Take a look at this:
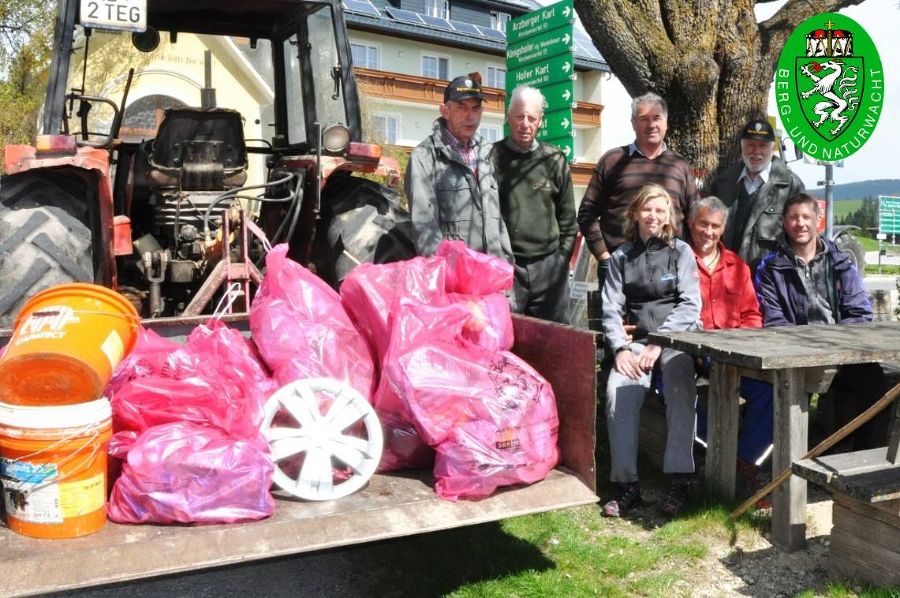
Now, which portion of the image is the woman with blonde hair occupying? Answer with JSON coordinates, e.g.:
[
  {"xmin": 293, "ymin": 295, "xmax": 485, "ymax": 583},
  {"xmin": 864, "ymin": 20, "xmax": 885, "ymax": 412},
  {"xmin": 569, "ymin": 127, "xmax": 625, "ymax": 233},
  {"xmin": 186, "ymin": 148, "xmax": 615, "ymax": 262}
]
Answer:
[{"xmin": 601, "ymin": 184, "xmax": 702, "ymax": 518}]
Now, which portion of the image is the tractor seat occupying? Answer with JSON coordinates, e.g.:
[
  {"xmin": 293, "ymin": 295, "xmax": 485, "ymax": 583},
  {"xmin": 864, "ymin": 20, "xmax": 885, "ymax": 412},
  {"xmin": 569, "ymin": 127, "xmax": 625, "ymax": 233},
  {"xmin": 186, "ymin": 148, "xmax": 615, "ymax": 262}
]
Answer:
[{"xmin": 147, "ymin": 107, "xmax": 248, "ymax": 191}]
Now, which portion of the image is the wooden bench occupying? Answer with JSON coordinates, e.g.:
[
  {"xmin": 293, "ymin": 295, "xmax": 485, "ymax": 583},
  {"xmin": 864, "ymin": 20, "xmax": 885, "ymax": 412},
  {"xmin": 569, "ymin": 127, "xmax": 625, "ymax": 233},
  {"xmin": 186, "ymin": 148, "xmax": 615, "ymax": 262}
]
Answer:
[
  {"xmin": 793, "ymin": 392, "xmax": 899, "ymax": 586},
  {"xmin": 793, "ymin": 408, "xmax": 900, "ymax": 587}
]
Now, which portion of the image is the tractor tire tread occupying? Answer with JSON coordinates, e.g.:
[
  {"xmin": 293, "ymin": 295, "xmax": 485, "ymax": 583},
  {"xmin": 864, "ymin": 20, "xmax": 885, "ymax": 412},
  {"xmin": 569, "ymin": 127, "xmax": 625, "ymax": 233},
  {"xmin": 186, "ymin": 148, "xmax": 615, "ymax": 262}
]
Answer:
[{"xmin": 0, "ymin": 172, "xmax": 95, "ymax": 327}]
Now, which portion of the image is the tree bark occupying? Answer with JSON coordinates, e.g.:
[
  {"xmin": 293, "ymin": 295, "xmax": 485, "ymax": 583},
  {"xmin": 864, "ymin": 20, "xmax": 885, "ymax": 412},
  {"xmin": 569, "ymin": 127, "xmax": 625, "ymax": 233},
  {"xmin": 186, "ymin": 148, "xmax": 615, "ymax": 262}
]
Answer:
[{"xmin": 574, "ymin": 0, "xmax": 867, "ymax": 187}]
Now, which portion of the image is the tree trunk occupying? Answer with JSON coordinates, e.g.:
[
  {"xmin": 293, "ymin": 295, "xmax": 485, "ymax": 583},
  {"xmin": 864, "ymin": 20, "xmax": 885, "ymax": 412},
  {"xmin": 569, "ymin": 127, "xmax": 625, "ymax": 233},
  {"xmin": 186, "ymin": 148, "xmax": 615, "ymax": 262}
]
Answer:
[{"xmin": 574, "ymin": 0, "xmax": 867, "ymax": 188}]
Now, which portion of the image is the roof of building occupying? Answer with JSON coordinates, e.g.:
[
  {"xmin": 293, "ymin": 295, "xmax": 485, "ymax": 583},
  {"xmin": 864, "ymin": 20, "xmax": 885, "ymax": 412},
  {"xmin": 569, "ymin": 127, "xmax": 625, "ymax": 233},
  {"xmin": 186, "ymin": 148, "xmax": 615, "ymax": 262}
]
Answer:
[{"xmin": 342, "ymin": 0, "xmax": 608, "ymax": 72}]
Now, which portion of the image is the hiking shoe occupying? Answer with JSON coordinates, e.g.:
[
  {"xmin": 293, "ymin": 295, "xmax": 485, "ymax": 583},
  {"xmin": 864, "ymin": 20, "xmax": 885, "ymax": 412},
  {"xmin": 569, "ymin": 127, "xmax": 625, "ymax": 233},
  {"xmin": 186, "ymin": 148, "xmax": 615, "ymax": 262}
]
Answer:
[
  {"xmin": 659, "ymin": 477, "xmax": 692, "ymax": 516},
  {"xmin": 602, "ymin": 483, "xmax": 642, "ymax": 518}
]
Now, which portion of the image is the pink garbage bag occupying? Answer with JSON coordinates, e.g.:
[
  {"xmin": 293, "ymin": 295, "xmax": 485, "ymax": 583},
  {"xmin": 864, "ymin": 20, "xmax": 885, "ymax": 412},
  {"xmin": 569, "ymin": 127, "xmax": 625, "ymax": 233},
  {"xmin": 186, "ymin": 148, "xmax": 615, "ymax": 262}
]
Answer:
[
  {"xmin": 435, "ymin": 240, "xmax": 514, "ymax": 295},
  {"xmin": 372, "ymin": 301, "xmax": 471, "ymax": 471},
  {"xmin": 447, "ymin": 292, "xmax": 513, "ymax": 352},
  {"xmin": 107, "ymin": 327, "xmax": 192, "ymax": 390},
  {"xmin": 382, "ymin": 302, "xmax": 559, "ymax": 498},
  {"xmin": 340, "ymin": 256, "xmax": 446, "ymax": 362},
  {"xmin": 108, "ymin": 422, "xmax": 274, "ymax": 524},
  {"xmin": 251, "ymin": 244, "xmax": 375, "ymax": 399},
  {"xmin": 431, "ymin": 353, "xmax": 560, "ymax": 500},
  {"xmin": 108, "ymin": 320, "xmax": 275, "ymax": 446}
]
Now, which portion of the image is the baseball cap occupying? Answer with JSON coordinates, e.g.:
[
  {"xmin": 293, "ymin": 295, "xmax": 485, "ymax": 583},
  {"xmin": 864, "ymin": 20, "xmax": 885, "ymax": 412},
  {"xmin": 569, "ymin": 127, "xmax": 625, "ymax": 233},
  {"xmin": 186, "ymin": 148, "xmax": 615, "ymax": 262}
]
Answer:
[
  {"xmin": 444, "ymin": 76, "xmax": 484, "ymax": 103},
  {"xmin": 741, "ymin": 118, "xmax": 775, "ymax": 142}
]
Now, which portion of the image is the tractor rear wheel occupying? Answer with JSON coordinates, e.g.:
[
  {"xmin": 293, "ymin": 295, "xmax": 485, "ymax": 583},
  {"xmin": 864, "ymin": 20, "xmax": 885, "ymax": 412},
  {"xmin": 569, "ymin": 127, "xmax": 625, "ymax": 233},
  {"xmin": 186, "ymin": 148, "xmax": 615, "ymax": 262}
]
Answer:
[
  {"xmin": 834, "ymin": 232, "xmax": 866, "ymax": 277},
  {"xmin": 322, "ymin": 175, "xmax": 415, "ymax": 283},
  {"xmin": 0, "ymin": 171, "xmax": 97, "ymax": 327}
]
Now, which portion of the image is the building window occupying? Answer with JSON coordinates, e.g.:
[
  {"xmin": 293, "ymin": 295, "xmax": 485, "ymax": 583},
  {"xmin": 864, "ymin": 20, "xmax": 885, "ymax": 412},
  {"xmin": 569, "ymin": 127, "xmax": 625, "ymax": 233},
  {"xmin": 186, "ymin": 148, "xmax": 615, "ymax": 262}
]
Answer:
[
  {"xmin": 424, "ymin": 0, "xmax": 450, "ymax": 19},
  {"xmin": 350, "ymin": 43, "xmax": 379, "ymax": 69},
  {"xmin": 479, "ymin": 125, "xmax": 501, "ymax": 143},
  {"xmin": 490, "ymin": 11, "xmax": 510, "ymax": 32},
  {"xmin": 486, "ymin": 64, "xmax": 506, "ymax": 89},
  {"xmin": 422, "ymin": 54, "xmax": 449, "ymax": 80},
  {"xmin": 372, "ymin": 113, "xmax": 399, "ymax": 144}
]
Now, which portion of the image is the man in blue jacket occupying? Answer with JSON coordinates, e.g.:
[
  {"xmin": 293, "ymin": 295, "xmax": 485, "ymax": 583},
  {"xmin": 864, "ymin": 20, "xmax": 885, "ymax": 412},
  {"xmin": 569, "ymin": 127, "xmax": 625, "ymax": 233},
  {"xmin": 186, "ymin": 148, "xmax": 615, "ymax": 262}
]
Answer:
[{"xmin": 756, "ymin": 193, "xmax": 883, "ymax": 448}]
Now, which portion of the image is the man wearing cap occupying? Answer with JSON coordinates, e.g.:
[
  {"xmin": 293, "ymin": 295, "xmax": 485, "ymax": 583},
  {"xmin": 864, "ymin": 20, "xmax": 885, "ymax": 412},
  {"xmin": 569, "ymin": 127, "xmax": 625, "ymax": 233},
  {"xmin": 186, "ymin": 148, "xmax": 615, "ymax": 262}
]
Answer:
[
  {"xmin": 490, "ymin": 85, "xmax": 576, "ymax": 323},
  {"xmin": 405, "ymin": 75, "xmax": 513, "ymax": 262},
  {"xmin": 711, "ymin": 118, "xmax": 805, "ymax": 274}
]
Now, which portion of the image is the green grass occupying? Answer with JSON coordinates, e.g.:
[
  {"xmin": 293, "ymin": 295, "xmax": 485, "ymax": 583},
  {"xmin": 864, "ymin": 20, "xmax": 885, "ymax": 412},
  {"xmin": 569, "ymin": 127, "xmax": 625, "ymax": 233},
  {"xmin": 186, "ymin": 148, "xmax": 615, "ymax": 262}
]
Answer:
[
  {"xmin": 865, "ymin": 263, "xmax": 900, "ymax": 275},
  {"xmin": 315, "ymin": 494, "xmax": 900, "ymax": 597},
  {"xmin": 448, "ymin": 507, "xmax": 715, "ymax": 597},
  {"xmin": 331, "ymin": 498, "xmax": 770, "ymax": 597},
  {"xmin": 857, "ymin": 235, "xmax": 879, "ymax": 251}
]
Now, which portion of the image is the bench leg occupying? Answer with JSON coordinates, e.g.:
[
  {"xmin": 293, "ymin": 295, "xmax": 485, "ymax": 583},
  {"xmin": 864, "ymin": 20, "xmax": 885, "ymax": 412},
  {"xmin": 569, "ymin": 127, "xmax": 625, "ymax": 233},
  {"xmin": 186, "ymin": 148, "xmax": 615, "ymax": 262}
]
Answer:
[
  {"xmin": 707, "ymin": 362, "xmax": 740, "ymax": 499},
  {"xmin": 772, "ymin": 368, "xmax": 808, "ymax": 551}
]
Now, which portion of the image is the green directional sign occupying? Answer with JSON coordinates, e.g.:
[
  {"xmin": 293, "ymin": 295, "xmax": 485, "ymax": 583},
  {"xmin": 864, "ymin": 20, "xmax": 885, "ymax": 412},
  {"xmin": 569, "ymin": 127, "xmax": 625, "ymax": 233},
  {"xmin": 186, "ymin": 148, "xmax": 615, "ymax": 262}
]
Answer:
[
  {"xmin": 538, "ymin": 80, "xmax": 575, "ymax": 112},
  {"xmin": 506, "ymin": 53, "xmax": 574, "ymax": 89},
  {"xmin": 538, "ymin": 107, "xmax": 574, "ymax": 140},
  {"xmin": 879, "ymin": 196, "xmax": 900, "ymax": 235},
  {"xmin": 543, "ymin": 135, "xmax": 574, "ymax": 162},
  {"xmin": 506, "ymin": 25, "xmax": 574, "ymax": 70},
  {"xmin": 507, "ymin": 0, "xmax": 574, "ymax": 45}
]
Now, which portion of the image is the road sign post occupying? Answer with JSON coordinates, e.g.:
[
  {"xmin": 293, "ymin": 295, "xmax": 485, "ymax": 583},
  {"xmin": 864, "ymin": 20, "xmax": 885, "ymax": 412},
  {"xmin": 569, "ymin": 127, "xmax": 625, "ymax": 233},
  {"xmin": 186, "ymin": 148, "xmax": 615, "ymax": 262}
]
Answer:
[
  {"xmin": 506, "ymin": 53, "xmax": 575, "ymax": 89},
  {"xmin": 538, "ymin": 107, "xmax": 574, "ymax": 140},
  {"xmin": 505, "ymin": 0, "xmax": 576, "ymax": 161},
  {"xmin": 506, "ymin": 27, "xmax": 574, "ymax": 70},
  {"xmin": 506, "ymin": 0, "xmax": 574, "ymax": 45},
  {"xmin": 878, "ymin": 196, "xmax": 900, "ymax": 245}
]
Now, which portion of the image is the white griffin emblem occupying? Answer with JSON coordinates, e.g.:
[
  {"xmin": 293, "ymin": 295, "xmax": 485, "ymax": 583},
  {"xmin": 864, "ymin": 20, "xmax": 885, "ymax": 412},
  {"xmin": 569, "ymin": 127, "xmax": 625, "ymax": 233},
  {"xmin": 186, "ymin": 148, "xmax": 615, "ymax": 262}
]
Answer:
[{"xmin": 799, "ymin": 60, "xmax": 860, "ymax": 136}]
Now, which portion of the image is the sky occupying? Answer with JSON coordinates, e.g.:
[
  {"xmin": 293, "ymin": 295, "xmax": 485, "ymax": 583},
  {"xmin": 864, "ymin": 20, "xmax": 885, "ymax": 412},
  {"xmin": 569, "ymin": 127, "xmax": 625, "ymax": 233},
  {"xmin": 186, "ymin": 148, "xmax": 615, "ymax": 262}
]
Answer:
[{"xmin": 756, "ymin": 0, "xmax": 897, "ymax": 188}]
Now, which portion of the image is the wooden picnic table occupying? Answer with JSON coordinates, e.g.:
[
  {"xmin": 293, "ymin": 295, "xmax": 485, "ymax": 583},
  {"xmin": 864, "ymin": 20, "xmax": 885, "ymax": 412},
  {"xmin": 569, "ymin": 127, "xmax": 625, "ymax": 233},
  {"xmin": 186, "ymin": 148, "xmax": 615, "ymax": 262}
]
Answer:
[{"xmin": 649, "ymin": 320, "xmax": 900, "ymax": 552}]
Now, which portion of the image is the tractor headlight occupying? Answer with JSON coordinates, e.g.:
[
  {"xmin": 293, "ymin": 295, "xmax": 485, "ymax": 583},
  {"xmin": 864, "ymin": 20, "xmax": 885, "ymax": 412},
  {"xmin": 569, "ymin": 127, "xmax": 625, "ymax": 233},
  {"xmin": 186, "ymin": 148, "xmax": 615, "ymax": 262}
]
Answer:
[{"xmin": 322, "ymin": 124, "xmax": 351, "ymax": 153}]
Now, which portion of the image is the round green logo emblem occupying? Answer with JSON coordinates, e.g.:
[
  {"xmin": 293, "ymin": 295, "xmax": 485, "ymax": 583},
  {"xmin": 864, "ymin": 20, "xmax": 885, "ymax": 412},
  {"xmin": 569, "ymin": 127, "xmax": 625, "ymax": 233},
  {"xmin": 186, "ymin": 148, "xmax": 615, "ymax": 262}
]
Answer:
[{"xmin": 775, "ymin": 12, "xmax": 884, "ymax": 162}]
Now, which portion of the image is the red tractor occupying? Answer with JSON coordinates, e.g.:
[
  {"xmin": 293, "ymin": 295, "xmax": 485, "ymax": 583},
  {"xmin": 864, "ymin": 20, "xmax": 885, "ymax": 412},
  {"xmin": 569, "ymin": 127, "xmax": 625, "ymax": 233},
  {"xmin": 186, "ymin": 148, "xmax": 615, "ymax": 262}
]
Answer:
[{"xmin": 0, "ymin": 0, "xmax": 413, "ymax": 327}]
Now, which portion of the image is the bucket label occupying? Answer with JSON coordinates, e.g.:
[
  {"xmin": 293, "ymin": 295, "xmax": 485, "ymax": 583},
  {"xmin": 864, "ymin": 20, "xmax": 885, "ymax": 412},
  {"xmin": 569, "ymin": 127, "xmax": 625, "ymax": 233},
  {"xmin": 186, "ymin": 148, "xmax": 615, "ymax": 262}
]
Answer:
[
  {"xmin": 100, "ymin": 330, "xmax": 125, "ymax": 370},
  {"xmin": 1, "ymin": 458, "xmax": 63, "ymax": 523},
  {"xmin": 60, "ymin": 473, "xmax": 105, "ymax": 517},
  {"xmin": 13, "ymin": 305, "xmax": 80, "ymax": 346}
]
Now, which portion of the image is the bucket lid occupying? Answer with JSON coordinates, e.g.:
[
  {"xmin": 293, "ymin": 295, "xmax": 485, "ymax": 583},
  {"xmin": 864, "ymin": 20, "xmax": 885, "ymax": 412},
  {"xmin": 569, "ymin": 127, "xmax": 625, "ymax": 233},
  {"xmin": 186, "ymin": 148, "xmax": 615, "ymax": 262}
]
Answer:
[{"xmin": 0, "ymin": 397, "xmax": 111, "ymax": 429}]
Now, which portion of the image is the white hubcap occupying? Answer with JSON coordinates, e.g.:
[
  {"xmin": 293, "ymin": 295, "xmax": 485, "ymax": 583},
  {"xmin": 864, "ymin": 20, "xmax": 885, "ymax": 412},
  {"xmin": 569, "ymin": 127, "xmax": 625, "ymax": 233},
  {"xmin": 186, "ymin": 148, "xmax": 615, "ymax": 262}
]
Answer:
[{"xmin": 262, "ymin": 378, "xmax": 383, "ymax": 501}]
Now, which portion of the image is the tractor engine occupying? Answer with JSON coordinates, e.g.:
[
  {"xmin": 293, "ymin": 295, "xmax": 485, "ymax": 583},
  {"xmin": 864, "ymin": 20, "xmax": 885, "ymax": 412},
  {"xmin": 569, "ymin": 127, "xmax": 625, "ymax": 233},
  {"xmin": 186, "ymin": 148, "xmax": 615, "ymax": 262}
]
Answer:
[{"xmin": 128, "ymin": 107, "xmax": 249, "ymax": 316}]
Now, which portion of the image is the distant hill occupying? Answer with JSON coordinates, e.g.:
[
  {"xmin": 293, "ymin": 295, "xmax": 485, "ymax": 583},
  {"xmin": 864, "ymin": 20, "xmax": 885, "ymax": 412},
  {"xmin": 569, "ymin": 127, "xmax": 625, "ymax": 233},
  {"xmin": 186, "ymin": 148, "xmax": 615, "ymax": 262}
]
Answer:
[{"xmin": 808, "ymin": 179, "xmax": 900, "ymax": 201}]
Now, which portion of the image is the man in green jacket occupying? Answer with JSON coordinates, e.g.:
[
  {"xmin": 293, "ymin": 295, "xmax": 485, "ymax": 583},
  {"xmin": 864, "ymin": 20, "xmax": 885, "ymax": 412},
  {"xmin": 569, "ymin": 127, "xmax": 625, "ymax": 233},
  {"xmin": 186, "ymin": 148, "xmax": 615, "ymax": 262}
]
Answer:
[
  {"xmin": 405, "ymin": 75, "xmax": 513, "ymax": 263},
  {"xmin": 490, "ymin": 85, "xmax": 576, "ymax": 323}
]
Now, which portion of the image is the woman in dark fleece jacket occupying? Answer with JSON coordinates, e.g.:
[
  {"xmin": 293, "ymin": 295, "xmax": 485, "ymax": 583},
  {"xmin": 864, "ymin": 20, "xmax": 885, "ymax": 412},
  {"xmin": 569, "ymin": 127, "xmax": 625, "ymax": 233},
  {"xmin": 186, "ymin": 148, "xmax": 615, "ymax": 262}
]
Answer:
[{"xmin": 601, "ymin": 184, "xmax": 702, "ymax": 518}]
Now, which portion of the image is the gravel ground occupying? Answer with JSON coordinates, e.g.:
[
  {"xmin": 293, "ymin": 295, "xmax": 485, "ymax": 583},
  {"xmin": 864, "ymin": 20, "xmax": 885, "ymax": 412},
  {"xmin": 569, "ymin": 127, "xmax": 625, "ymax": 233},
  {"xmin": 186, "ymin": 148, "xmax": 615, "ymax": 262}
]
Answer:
[{"xmin": 681, "ymin": 500, "xmax": 835, "ymax": 597}]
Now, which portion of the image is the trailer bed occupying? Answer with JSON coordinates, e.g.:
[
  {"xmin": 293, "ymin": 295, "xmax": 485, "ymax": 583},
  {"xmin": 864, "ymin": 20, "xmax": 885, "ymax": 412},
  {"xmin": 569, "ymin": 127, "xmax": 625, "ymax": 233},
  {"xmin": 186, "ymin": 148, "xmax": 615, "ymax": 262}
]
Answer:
[{"xmin": 0, "ymin": 314, "xmax": 599, "ymax": 595}]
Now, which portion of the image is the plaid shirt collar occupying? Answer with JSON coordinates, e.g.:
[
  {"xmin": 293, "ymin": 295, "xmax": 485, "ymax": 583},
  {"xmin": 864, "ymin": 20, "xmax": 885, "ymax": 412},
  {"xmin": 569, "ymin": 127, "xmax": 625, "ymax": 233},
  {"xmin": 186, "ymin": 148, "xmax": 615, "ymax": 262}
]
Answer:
[{"xmin": 441, "ymin": 122, "xmax": 479, "ymax": 173}]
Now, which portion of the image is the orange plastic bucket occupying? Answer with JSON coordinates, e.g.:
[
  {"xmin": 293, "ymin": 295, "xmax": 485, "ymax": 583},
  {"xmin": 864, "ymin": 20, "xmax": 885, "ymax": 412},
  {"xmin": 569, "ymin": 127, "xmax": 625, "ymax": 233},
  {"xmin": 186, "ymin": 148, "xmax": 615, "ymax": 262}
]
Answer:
[
  {"xmin": 0, "ymin": 398, "xmax": 112, "ymax": 538},
  {"xmin": 0, "ymin": 284, "xmax": 139, "ymax": 405}
]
